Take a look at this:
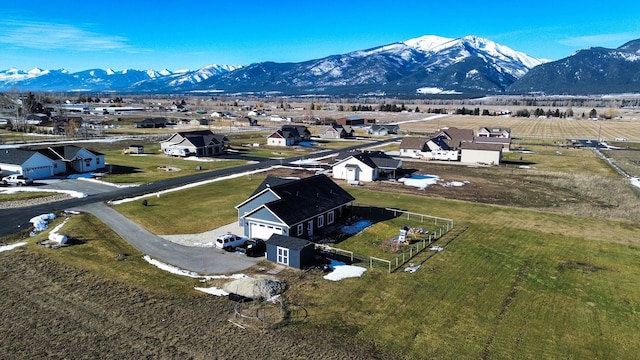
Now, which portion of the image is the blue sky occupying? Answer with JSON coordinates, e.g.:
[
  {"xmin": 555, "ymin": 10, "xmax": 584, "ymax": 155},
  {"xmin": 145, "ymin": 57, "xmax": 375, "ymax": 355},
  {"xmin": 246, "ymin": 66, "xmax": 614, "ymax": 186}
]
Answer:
[{"xmin": 2, "ymin": 0, "xmax": 640, "ymax": 72}]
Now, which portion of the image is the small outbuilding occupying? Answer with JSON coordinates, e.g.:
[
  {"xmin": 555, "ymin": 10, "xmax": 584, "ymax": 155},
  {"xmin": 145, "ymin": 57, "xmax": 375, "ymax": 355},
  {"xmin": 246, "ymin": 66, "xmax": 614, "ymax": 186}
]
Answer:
[{"xmin": 266, "ymin": 234, "xmax": 315, "ymax": 269}]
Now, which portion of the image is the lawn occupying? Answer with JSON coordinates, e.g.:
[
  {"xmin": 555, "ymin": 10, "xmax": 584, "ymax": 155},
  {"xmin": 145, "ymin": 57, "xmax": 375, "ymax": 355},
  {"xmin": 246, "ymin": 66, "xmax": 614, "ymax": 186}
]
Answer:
[
  {"xmin": 280, "ymin": 187, "xmax": 640, "ymax": 359},
  {"xmin": 100, "ymin": 148, "xmax": 249, "ymax": 183}
]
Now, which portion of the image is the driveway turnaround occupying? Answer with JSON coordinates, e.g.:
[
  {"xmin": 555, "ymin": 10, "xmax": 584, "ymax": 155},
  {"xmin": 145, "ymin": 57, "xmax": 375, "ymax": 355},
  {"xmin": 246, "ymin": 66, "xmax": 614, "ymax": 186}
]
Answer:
[{"xmin": 71, "ymin": 202, "xmax": 262, "ymax": 274}]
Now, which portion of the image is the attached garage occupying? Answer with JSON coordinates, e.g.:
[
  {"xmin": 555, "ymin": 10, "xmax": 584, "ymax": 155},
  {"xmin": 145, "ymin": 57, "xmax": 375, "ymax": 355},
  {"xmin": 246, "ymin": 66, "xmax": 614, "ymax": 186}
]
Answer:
[
  {"xmin": 0, "ymin": 149, "xmax": 54, "ymax": 179},
  {"xmin": 249, "ymin": 222, "xmax": 283, "ymax": 240}
]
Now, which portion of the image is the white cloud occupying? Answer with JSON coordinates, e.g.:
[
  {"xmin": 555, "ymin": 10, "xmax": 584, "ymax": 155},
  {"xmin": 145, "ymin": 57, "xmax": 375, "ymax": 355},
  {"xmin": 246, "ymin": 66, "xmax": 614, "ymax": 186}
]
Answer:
[
  {"xmin": 0, "ymin": 20, "xmax": 133, "ymax": 52},
  {"xmin": 559, "ymin": 32, "xmax": 640, "ymax": 49}
]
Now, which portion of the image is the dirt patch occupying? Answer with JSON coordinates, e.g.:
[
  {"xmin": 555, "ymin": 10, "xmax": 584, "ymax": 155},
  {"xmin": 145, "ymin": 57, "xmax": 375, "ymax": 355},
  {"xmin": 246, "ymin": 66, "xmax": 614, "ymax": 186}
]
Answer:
[
  {"xmin": 558, "ymin": 261, "xmax": 603, "ymax": 273},
  {"xmin": 0, "ymin": 249, "xmax": 387, "ymax": 359}
]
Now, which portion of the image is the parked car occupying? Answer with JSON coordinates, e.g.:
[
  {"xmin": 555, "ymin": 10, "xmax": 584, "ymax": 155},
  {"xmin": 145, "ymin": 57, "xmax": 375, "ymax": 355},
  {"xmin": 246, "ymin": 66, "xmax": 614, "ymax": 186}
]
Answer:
[
  {"xmin": 215, "ymin": 233, "xmax": 248, "ymax": 250},
  {"xmin": 2, "ymin": 174, "xmax": 33, "ymax": 186},
  {"xmin": 236, "ymin": 238, "xmax": 266, "ymax": 257}
]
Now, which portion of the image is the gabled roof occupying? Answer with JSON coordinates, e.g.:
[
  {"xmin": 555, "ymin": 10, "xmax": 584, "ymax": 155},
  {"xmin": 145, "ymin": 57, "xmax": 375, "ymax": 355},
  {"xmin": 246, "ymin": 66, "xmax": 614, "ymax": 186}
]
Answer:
[
  {"xmin": 0, "ymin": 148, "xmax": 41, "ymax": 165},
  {"xmin": 333, "ymin": 151, "xmax": 401, "ymax": 170},
  {"xmin": 427, "ymin": 136, "xmax": 452, "ymax": 151},
  {"xmin": 267, "ymin": 234, "xmax": 314, "ymax": 250},
  {"xmin": 437, "ymin": 127, "xmax": 474, "ymax": 142},
  {"xmin": 399, "ymin": 137, "xmax": 429, "ymax": 150},
  {"xmin": 249, "ymin": 176, "xmax": 298, "ymax": 197},
  {"xmin": 242, "ymin": 174, "xmax": 355, "ymax": 226},
  {"xmin": 478, "ymin": 127, "xmax": 511, "ymax": 135},
  {"xmin": 165, "ymin": 130, "xmax": 228, "ymax": 146},
  {"xmin": 268, "ymin": 129, "xmax": 295, "ymax": 139},
  {"xmin": 35, "ymin": 145, "xmax": 104, "ymax": 161}
]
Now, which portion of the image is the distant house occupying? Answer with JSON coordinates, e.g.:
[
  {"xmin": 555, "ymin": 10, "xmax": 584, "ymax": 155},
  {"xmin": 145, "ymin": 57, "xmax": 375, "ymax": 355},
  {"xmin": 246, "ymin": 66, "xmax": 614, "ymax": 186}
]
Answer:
[
  {"xmin": 265, "ymin": 234, "xmax": 315, "ymax": 269},
  {"xmin": 37, "ymin": 145, "xmax": 106, "ymax": 174},
  {"xmin": 460, "ymin": 142, "xmax": 503, "ymax": 165},
  {"xmin": 331, "ymin": 151, "xmax": 402, "ymax": 184},
  {"xmin": 160, "ymin": 130, "xmax": 229, "ymax": 156},
  {"xmin": 235, "ymin": 174, "xmax": 355, "ymax": 240},
  {"xmin": 128, "ymin": 144, "xmax": 144, "ymax": 154},
  {"xmin": 0, "ymin": 148, "xmax": 55, "ymax": 179},
  {"xmin": 267, "ymin": 125, "xmax": 311, "ymax": 146},
  {"xmin": 190, "ymin": 118, "xmax": 209, "ymax": 126},
  {"xmin": 434, "ymin": 127, "xmax": 474, "ymax": 148},
  {"xmin": 399, "ymin": 137, "xmax": 429, "ymax": 158},
  {"xmin": 336, "ymin": 116, "xmax": 375, "ymax": 126},
  {"xmin": 368, "ymin": 124, "xmax": 400, "ymax": 136},
  {"xmin": 267, "ymin": 129, "xmax": 296, "ymax": 146},
  {"xmin": 477, "ymin": 127, "xmax": 511, "ymax": 138},
  {"xmin": 134, "ymin": 118, "xmax": 168, "ymax": 128},
  {"xmin": 423, "ymin": 136, "xmax": 459, "ymax": 161},
  {"xmin": 319, "ymin": 124, "xmax": 354, "ymax": 139}
]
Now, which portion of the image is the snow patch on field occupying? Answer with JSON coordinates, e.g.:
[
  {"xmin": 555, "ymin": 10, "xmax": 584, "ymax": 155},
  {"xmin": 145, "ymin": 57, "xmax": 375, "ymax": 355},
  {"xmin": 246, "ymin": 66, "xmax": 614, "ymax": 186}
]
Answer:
[{"xmin": 0, "ymin": 242, "xmax": 27, "ymax": 252}]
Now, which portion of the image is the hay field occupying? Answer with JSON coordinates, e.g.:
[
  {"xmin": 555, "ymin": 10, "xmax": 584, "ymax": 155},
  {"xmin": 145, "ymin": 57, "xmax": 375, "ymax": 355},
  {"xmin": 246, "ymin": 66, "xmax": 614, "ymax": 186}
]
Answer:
[{"xmin": 398, "ymin": 115, "xmax": 640, "ymax": 140}]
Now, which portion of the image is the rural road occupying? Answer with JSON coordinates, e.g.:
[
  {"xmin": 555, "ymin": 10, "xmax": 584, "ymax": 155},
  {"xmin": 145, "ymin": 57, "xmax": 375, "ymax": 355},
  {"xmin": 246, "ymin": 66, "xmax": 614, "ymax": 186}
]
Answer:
[{"xmin": 1, "ymin": 137, "xmax": 400, "ymax": 273}]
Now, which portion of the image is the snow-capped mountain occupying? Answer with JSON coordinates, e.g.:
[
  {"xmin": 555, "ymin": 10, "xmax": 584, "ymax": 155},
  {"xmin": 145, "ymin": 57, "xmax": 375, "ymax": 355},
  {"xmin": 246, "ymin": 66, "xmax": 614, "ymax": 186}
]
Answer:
[
  {"xmin": 0, "ymin": 65, "xmax": 241, "ymax": 93},
  {"xmin": 0, "ymin": 35, "xmax": 545, "ymax": 95},
  {"xmin": 509, "ymin": 39, "xmax": 640, "ymax": 95},
  {"xmin": 186, "ymin": 35, "xmax": 546, "ymax": 95}
]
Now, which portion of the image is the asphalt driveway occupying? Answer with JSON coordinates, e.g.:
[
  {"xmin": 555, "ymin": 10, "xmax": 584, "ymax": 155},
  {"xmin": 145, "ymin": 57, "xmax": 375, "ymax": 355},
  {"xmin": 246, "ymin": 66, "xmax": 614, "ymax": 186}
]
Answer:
[{"xmin": 71, "ymin": 202, "xmax": 262, "ymax": 274}]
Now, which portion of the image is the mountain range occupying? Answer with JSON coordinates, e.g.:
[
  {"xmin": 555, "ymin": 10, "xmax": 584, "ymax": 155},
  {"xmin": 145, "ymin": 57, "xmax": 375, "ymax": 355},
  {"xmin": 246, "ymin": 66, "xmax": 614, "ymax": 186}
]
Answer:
[{"xmin": 1, "ymin": 35, "xmax": 639, "ymax": 96}]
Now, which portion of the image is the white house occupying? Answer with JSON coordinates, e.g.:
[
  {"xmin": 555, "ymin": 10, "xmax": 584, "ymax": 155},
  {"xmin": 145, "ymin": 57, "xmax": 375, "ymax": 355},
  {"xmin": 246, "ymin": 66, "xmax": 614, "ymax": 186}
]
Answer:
[
  {"xmin": 267, "ymin": 129, "xmax": 296, "ymax": 146},
  {"xmin": 38, "ymin": 145, "xmax": 106, "ymax": 173},
  {"xmin": 399, "ymin": 137, "xmax": 429, "ymax": 158},
  {"xmin": 332, "ymin": 151, "xmax": 402, "ymax": 184},
  {"xmin": 0, "ymin": 149, "xmax": 55, "ymax": 179}
]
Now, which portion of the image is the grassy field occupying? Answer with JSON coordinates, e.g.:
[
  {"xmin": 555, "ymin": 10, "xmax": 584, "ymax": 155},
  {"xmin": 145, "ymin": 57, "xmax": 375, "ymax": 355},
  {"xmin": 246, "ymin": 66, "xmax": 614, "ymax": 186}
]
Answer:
[
  {"xmin": 100, "ymin": 147, "xmax": 249, "ymax": 183},
  {"xmin": 4, "ymin": 114, "xmax": 640, "ymax": 358},
  {"xmin": 399, "ymin": 115, "xmax": 640, "ymax": 141}
]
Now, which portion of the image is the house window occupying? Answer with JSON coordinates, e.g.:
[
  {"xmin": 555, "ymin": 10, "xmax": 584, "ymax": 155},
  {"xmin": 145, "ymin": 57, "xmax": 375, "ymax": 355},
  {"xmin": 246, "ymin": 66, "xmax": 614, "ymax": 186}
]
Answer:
[
  {"xmin": 328, "ymin": 211, "xmax": 335, "ymax": 225},
  {"xmin": 96, "ymin": 158, "xmax": 101, "ymax": 165},
  {"xmin": 317, "ymin": 215, "xmax": 324, "ymax": 228},
  {"xmin": 297, "ymin": 223, "xmax": 304, "ymax": 236},
  {"xmin": 84, "ymin": 159, "xmax": 92, "ymax": 166},
  {"xmin": 277, "ymin": 247, "xmax": 289, "ymax": 266}
]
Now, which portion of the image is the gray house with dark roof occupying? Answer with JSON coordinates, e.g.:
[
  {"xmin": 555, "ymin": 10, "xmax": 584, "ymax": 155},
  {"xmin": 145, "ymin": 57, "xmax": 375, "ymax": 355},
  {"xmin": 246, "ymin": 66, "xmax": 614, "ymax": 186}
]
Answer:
[
  {"xmin": 236, "ymin": 174, "xmax": 355, "ymax": 240},
  {"xmin": 160, "ymin": 130, "xmax": 229, "ymax": 157}
]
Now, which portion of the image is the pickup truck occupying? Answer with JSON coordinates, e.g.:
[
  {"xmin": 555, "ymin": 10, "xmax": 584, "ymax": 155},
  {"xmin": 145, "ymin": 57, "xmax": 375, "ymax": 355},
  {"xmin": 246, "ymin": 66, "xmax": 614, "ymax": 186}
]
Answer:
[
  {"xmin": 235, "ymin": 238, "xmax": 266, "ymax": 257},
  {"xmin": 2, "ymin": 174, "xmax": 33, "ymax": 186}
]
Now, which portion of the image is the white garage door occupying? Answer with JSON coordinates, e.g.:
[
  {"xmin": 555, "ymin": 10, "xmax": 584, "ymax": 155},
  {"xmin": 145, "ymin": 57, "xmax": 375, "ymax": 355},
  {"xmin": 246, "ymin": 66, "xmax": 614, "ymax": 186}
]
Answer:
[
  {"xmin": 250, "ymin": 223, "xmax": 283, "ymax": 240},
  {"xmin": 23, "ymin": 166, "xmax": 53, "ymax": 180}
]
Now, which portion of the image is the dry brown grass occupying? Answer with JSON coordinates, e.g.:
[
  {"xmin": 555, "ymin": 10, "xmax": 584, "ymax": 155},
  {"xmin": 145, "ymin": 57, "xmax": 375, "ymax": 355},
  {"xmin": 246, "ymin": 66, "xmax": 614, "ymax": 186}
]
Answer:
[{"xmin": 399, "ymin": 115, "xmax": 640, "ymax": 140}]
